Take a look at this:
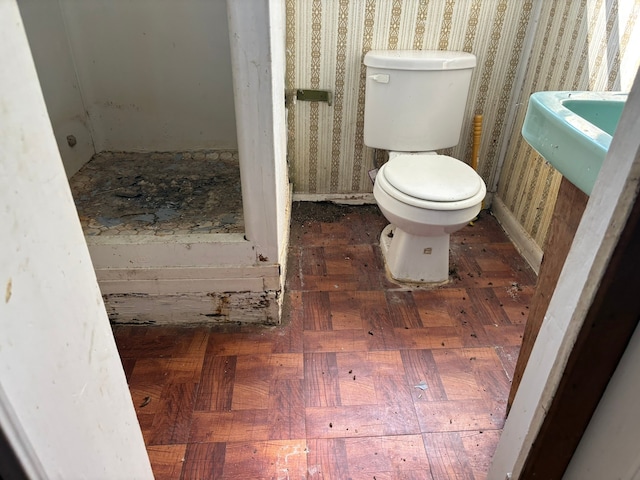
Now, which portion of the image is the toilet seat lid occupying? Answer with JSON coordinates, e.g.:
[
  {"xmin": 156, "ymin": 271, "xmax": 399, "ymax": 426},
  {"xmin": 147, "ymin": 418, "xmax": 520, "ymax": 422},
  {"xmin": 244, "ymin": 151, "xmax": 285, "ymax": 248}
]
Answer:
[{"xmin": 382, "ymin": 154, "xmax": 483, "ymax": 202}]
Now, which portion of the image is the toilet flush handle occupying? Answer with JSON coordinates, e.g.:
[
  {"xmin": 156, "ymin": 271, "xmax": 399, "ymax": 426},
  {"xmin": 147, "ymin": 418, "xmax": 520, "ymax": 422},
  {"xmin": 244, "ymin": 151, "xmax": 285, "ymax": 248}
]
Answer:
[{"xmin": 369, "ymin": 74, "xmax": 390, "ymax": 84}]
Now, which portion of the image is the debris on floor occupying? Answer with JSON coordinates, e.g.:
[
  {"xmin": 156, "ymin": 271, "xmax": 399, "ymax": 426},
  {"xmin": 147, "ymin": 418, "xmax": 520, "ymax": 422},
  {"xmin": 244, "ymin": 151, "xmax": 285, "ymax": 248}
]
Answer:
[{"xmin": 68, "ymin": 150, "xmax": 244, "ymax": 236}]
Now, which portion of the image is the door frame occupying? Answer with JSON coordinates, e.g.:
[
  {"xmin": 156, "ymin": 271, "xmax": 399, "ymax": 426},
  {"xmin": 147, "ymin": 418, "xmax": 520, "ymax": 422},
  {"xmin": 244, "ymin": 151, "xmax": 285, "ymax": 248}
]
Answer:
[{"xmin": 489, "ymin": 71, "xmax": 640, "ymax": 477}]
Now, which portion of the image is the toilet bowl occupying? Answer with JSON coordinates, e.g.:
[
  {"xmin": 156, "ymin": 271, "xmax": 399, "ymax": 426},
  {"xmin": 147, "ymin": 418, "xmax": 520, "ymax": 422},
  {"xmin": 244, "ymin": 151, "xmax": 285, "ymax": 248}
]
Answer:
[
  {"xmin": 373, "ymin": 152, "xmax": 486, "ymax": 283},
  {"xmin": 363, "ymin": 49, "xmax": 484, "ymax": 283}
]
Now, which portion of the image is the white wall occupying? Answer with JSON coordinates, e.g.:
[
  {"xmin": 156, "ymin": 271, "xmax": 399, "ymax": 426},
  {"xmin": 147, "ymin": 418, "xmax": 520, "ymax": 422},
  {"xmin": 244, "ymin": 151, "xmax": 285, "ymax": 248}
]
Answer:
[
  {"xmin": 0, "ymin": 2, "xmax": 152, "ymax": 476},
  {"xmin": 564, "ymin": 323, "xmax": 640, "ymax": 479},
  {"xmin": 17, "ymin": 0, "xmax": 95, "ymax": 178},
  {"xmin": 57, "ymin": 0, "xmax": 237, "ymax": 152}
]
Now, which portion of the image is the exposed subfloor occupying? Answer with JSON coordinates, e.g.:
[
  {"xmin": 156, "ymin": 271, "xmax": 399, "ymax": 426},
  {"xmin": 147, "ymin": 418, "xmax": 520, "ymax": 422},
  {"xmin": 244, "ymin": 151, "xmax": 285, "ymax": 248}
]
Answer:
[
  {"xmin": 113, "ymin": 203, "xmax": 537, "ymax": 479},
  {"xmin": 68, "ymin": 150, "xmax": 244, "ymax": 237}
]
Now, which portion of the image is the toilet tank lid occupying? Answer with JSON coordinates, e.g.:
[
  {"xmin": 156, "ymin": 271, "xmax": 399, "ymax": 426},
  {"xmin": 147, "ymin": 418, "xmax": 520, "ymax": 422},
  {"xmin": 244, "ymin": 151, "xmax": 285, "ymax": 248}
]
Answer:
[{"xmin": 364, "ymin": 50, "xmax": 476, "ymax": 71}]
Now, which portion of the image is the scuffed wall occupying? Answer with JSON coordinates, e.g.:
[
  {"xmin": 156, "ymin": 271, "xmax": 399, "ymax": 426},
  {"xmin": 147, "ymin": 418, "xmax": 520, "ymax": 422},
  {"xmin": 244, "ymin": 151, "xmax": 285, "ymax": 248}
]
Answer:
[
  {"xmin": 18, "ymin": 0, "xmax": 95, "ymax": 178},
  {"xmin": 60, "ymin": 1, "xmax": 237, "ymax": 152},
  {"xmin": 19, "ymin": 0, "xmax": 239, "ymax": 171}
]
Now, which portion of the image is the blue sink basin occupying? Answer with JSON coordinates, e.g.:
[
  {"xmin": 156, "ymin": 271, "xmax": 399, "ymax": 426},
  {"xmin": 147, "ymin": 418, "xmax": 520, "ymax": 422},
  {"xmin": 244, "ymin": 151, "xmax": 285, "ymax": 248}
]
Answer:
[{"xmin": 522, "ymin": 91, "xmax": 627, "ymax": 195}]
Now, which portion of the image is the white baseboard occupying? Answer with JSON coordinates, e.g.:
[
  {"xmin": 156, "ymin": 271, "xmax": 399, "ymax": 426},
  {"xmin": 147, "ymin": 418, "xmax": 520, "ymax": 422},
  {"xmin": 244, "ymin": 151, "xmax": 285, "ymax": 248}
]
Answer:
[{"xmin": 491, "ymin": 195, "xmax": 543, "ymax": 274}]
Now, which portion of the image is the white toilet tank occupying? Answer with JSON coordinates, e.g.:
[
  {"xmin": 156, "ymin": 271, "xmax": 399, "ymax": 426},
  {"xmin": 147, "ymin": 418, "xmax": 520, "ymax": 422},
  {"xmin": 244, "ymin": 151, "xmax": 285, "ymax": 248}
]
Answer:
[{"xmin": 363, "ymin": 50, "xmax": 476, "ymax": 151}]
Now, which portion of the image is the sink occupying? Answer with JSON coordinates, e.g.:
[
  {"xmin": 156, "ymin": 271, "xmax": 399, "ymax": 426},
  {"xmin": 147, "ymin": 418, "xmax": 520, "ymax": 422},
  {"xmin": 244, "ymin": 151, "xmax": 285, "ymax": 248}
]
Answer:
[{"xmin": 522, "ymin": 91, "xmax": 627, "ymax": 195}]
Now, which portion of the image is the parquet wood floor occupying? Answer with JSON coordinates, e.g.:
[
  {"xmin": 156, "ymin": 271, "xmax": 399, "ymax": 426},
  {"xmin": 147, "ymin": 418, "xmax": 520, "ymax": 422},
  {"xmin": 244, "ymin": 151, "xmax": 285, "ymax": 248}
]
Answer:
[{"xmin": 113, "ymin": 203, "xmax": 536, "ymax": 479}]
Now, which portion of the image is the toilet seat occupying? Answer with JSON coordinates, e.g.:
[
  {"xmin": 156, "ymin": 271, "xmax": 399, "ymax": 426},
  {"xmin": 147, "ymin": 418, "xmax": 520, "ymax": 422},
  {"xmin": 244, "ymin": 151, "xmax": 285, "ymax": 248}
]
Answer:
[{"xmin": 377, "ymin": 154, "xmax": 485, "ymax": 211}]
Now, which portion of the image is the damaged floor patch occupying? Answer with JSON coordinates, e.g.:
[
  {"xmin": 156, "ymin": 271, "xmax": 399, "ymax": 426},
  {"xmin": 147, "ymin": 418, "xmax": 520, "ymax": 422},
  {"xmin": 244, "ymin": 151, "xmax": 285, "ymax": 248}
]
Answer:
[{"xmin": 69, "ymin": 150, "xmax": 244, "ymax": 236}]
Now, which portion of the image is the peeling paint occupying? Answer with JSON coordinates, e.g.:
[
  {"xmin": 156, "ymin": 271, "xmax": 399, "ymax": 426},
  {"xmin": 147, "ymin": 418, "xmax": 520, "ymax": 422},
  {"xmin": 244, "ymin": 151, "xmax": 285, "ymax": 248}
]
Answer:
[
  {"xmin": 5, "ymin": 278, "xmax": 11, "ymax": 303},
  {"xmin": 104, "ymin": 290, "xmax": 281, "ymax": 325},
  {"xmin": 89, "ymin": 327, "xmax": 96, "ymax": 364}
]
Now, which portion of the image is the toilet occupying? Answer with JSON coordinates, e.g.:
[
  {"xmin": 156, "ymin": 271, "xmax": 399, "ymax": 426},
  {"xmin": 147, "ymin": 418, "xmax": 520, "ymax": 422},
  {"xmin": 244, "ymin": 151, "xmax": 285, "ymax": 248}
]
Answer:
[{"xmin": 364, "ymin": 50, "xmax": 486, "ymax": 284}]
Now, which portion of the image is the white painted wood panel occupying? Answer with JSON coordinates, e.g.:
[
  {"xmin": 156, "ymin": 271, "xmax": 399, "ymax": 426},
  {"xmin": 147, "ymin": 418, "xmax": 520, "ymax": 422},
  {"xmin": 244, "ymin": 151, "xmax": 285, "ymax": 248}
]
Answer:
[
  {"xmin": 96, "ymin": 265, "xmax": 280, "ymax": 281},
  {"xmin": 87, "ymin": 233, "xmax": 256, "ymax": 269},
  {"xmin": 0, "ymin": 3, "xmax": 152, "ymax": 475}
]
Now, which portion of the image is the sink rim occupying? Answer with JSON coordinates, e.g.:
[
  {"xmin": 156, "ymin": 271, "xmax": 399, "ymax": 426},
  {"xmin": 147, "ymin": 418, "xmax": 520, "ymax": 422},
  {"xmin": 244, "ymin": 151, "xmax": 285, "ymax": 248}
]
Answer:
[{"xmin": 522, "ymin": 91, "xmax": 627, "ymax": 196}]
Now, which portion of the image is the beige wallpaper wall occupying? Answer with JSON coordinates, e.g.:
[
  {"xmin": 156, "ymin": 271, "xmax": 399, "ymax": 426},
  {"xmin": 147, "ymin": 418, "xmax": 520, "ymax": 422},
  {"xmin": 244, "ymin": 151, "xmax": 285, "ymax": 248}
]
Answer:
[
  {"xmin": 497, "ymin": 0, "xmax": 640, "ymax": 248},
  {"xmin": 286, "ymin": 0, "xmax": 639, "ymax": 251},
  {"xmin": 286, "ymin": 0, "xmax": 535, "ymax": 195}
]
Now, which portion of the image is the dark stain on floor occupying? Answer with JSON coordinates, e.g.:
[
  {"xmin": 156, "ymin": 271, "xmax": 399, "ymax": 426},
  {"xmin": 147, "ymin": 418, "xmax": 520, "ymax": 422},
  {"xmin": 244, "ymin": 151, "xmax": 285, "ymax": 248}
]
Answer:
[
  {"xmin": 291, "ymin": 201, "xmax": 381, "ymax": 224},
  {"xmin": 68, "ymin": 151, "xmax": 244, "ymax": 236}
]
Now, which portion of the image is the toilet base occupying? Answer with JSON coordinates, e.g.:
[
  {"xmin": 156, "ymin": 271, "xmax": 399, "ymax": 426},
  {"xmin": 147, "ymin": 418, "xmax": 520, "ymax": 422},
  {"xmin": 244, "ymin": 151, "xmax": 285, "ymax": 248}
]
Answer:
[{"xmin": 379, "ymin": 224, "xmax": 450, "ymax": 284}]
